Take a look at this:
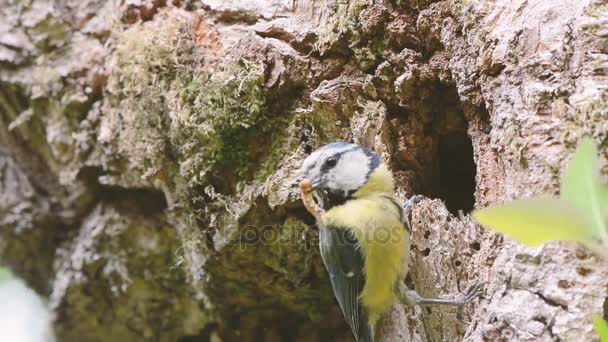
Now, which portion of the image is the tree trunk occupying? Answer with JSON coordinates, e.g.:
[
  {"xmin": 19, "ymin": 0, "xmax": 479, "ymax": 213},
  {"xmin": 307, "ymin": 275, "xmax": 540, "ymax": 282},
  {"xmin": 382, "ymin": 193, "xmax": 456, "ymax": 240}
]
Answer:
[{"xmin": 1, "ymin": 0, "xmax": 607, "ymax": 341}]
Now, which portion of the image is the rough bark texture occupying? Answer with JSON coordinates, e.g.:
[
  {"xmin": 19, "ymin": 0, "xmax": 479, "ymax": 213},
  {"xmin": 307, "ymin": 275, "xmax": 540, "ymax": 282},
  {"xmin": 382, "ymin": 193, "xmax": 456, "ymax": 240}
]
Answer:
[{"xmin": 1, "ymin": 0, "xmax": 607, "ymax": 341}]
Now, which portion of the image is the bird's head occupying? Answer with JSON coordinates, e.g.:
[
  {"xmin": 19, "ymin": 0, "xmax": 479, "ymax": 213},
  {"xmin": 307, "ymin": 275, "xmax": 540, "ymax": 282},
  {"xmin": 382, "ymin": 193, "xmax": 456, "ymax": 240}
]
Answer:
[{"xmin": 299, "ymin": 142, "xmax": 390, "ymax": 209}]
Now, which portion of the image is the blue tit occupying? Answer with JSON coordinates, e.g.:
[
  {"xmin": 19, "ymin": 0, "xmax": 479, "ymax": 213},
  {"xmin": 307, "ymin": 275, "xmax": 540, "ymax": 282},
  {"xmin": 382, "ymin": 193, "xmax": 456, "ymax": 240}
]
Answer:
[{"xmin": 299, "ymin": 142, "xmax": 482, "ymax": 342}]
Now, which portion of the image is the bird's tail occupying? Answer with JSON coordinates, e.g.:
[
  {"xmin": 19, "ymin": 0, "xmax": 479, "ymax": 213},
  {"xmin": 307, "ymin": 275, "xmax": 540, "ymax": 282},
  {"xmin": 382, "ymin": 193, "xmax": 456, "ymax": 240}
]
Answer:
[
  {"xmin": 357, "ymin": 311, "xmax": 374, "ymax": 342},
  {"xmin": 358, "ymin": 323, "xmax": 374, "ymax": 342}
]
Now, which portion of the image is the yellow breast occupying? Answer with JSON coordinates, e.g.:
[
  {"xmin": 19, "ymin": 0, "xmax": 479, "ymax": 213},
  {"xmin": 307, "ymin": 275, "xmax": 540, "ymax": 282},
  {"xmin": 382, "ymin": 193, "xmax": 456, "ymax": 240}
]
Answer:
[{"xmin": 324, "ymin": 164, "xmax": 409, "ymax": 322}]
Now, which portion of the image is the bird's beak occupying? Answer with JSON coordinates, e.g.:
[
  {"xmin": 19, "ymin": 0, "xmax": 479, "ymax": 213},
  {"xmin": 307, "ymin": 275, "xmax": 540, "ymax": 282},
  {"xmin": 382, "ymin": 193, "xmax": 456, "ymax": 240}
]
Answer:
[
  {"xmin": 299, "ymin": 176, "xmax": 321, "ymax": 192},
  {"xmin": 297, "ymin": 168, "xmax": 322, "ymax": 190}
]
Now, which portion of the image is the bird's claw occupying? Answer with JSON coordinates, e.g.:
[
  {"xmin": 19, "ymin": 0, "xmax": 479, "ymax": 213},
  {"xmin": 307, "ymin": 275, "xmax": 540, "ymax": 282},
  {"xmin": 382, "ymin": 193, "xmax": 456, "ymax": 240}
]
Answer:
[
  {"xmin": 461, "ymin": 282, "xmax": 485, "ymax": 304},
  {"xmin": 455, "ymin": 282, "xmax": 485, "ymax": 321}
]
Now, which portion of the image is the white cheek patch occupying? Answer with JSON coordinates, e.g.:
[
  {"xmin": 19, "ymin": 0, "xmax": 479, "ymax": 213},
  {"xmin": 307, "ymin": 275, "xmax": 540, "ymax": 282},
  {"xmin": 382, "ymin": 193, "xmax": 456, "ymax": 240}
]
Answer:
[
  {"xmin": 327, "ymin": 150, "xmax": 370, "ymax": 193},
  {"xmin": 301, "ymin": 143, "xmax": 357, "ymax": 183}
]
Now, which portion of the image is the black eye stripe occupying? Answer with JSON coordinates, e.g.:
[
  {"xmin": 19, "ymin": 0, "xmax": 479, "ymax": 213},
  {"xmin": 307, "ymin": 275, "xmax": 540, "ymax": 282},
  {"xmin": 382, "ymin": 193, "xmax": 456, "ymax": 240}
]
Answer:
[
  {"xmin": 313, "ymin": 145, "xmax": 378, "ymax": 175},
  {"xmin": 321, "ymin": 154, "xmax": 342, "ymax": 172}
]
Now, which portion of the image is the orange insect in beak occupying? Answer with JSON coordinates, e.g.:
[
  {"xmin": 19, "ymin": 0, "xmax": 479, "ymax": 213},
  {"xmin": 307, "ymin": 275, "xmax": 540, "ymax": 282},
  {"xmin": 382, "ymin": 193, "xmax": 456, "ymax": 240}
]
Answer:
[{"xmin": 299, "ymin": 178, "xmax": 326, "ymax": 224}]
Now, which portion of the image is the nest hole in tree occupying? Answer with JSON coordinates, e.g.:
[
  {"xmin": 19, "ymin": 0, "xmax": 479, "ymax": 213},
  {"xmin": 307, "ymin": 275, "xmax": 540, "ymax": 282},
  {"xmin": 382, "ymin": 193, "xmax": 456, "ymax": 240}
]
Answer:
[
  {"xmin": 426, "ymin": 84, "xmax": 477, "ymax": 216},
  {"xmin": 390, "ymin": 81, "xmax": 477, "ymax": 216},
  {"xmin": 434, "ymin": 129, "xmax": 476, "ymax": 215}
]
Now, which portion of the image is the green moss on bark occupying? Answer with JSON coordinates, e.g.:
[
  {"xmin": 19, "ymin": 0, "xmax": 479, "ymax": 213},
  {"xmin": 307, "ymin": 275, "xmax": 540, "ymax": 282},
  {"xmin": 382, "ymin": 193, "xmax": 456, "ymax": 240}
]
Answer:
[
  {"xmin": 314, "ymin": 1, "xmax": 388, "ymax": 69},
  {"xmin": 104, "ymin": 12, "xmax": 270, "ymax": 192},
  {"xmin": 172, "ymin": 61, "xmax": 267, "ymax": 188}
]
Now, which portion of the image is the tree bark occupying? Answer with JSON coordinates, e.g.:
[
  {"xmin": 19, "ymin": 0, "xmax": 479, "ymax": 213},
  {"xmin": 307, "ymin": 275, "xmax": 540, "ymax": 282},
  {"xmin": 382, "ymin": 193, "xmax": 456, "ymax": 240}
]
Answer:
[{"xmin": 1, "ymin": 0, "xmax": 607, "ymax": 341}]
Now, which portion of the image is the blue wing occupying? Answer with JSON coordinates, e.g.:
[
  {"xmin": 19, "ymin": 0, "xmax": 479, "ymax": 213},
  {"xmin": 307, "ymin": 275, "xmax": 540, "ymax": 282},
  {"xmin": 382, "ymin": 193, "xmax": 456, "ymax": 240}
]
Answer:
[{"xmin": 319, "ymin": 225, "xmax": 374, "ymax": 342}]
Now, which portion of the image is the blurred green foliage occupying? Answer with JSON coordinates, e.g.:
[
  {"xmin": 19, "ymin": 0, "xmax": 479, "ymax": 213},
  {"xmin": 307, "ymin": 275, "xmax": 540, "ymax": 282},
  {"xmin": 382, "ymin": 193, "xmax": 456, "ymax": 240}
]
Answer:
[
  {"xmin": 594, "ymin": 315, "xmax": 608, "ymax": 342},
  {"xmin": 474, "ymin": 137, "xmax": 608, "ymax": 340},
  {"xmin": 0, "ymin": 267, "xmax": 14, "ymax": 283},
  {"xmin": 473, "ymin": 137, "xmax": 608, "ymax": 257}
]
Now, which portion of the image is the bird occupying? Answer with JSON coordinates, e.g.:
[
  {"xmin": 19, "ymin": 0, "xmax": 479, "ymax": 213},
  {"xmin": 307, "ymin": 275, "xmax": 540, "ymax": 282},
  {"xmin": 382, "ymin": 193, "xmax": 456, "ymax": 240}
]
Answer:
[{"xmin": 299, "ymin": 142, "xmax": 482, "ymax": 342}]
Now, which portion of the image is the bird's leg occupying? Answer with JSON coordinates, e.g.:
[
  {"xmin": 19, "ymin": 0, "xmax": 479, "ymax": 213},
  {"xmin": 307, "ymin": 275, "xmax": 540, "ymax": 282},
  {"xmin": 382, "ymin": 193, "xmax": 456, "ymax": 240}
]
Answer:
[
  {"xmin": 299, "ymin": 179, "xmax": 326, "ymax": 224},
  {"xmin": 398, "ymin": 282, "xmax": 484, "ymax": 307}
]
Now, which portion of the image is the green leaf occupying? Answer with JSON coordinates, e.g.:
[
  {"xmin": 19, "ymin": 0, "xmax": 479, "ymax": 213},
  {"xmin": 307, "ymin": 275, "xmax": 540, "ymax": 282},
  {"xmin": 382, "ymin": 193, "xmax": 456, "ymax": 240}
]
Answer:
[
  {"xmin": 560, "ymin": 137, "xmax": 607, "ymax": 241},
  {"xmin": 601, "ymin": 182, "xmax": 608, "ymax": 220},
  {"xmin": 0, "ymin": 267, "xmax": 14, "ymax": 283},
  {"xmin": 473, "ymin": 198, "xmax": 592, "ymax": 246},
  {"xmin": 594, "ymin": 315, "xmax": 608, "ymax": 342}
]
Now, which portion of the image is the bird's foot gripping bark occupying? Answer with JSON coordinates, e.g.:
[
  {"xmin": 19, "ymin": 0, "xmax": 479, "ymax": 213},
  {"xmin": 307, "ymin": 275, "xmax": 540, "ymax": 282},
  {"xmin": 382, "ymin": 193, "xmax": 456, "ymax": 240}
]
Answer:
[
  {"xmin": 398, "ymin": 282, "xmax": 484, "ymax": 307},
  {"xmin": 299, "ymin": 178, "xmax": 326, "ymax": 224}
]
